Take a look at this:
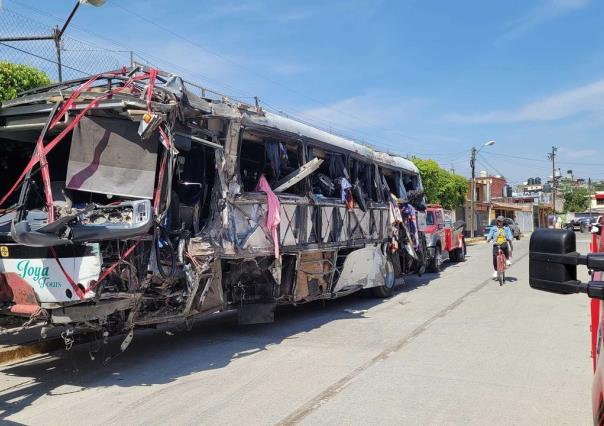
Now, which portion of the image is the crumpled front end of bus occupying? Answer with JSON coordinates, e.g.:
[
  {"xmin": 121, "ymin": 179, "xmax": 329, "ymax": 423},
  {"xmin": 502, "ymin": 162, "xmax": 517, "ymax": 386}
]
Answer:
[{"xmin": 0, "ymin": 67, "xmax": 228, "ymax": 337}]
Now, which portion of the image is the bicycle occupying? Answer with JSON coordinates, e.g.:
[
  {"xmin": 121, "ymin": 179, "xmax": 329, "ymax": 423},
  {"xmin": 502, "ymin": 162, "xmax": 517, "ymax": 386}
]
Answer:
[{"xmin": 495, "ymin": 244, "xmax": 507, "ymax": 286}]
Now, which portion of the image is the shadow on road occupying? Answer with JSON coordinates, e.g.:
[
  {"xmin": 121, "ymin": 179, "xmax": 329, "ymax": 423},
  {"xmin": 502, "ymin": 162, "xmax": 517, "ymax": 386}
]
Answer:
[
  {"xmin": 0, "ymin": 257, "xmax": 469, "ymax": 421},
  {"xmin": 0, "ymin": 278, "xmax": 415, "ymax": 420},
  {"xmin": 504, "ymin": 276, "xmax": 519, "ymax": 284}
]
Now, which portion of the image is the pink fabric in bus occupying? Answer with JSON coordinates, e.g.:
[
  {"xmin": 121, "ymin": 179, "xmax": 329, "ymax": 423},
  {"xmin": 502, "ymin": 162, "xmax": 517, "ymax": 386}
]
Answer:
[{"xmin": 256, "ymin": 175, "xmax": 281, "ymax": 258}]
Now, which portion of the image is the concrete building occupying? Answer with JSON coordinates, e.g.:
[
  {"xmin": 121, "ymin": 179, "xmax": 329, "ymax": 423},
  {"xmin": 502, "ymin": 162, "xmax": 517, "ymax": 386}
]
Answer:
[
  {"xmin": 466, "ymin": 172, "xmax": 551, "ymax": 236},
  {"xmin": 589, "ymin": 191, "xmax": 604, "ymax": 213}
]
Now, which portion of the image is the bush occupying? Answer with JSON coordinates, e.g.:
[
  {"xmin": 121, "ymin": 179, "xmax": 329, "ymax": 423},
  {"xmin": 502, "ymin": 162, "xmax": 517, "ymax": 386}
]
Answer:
[
  {"xmin": 563, "ymin": 187, "xmax": 589, "ymax": 213},
  {"xmin": 0, "ymin": 62, "xmax": 51, "ymax": 102},
  {"xmin": 411, "ymin": 157, "xmax": 468, "ymax": 210}
]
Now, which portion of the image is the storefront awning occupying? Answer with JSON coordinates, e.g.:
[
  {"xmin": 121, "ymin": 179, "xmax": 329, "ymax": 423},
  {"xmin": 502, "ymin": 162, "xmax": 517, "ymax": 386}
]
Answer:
[{"xmin": 492, "ymin": 202, "xmax": 523, "ymax": 211}]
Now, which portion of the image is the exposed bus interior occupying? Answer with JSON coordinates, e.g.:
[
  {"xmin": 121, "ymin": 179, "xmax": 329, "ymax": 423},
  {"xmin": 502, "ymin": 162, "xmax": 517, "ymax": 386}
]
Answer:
[
  {"xmin": 1, "ymin": 67, "xmax": 432, "ymax": 350},
  {"xmin": 239, "ymin": 131, "xmax": 303, "ymax": 194}
]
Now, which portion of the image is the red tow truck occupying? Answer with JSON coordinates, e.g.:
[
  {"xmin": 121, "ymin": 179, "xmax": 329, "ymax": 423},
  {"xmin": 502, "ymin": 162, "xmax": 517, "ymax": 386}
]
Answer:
[{"xmin": 423, "ymin": 204, "xmax": 466, "ymax": 272}]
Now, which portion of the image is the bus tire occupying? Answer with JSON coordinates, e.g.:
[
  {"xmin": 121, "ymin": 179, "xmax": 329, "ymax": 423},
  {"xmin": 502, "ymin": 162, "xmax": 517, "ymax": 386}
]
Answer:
[{"xmin": 371, "ymin": 257, "xmax": 396, "ymax": 298}]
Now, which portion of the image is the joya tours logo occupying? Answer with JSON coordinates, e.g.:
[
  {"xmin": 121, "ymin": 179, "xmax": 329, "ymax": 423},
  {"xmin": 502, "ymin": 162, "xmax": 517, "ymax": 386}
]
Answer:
[{"xmin": 16, "ymin": 259, "xmax": 61, "ymax": 288}]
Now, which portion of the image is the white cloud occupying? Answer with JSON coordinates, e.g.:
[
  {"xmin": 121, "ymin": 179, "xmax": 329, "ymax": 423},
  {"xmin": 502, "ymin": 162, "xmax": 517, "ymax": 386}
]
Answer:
[
  {"xmin": 444, "ymin": 77, "xmax": 604, "ymax": 124},
  {"xmin": 298, "ymin": 91, "xmax": 428, "ymax": 132},
  {"xmin": 270, "ymin": 63, "xmax": 309, "ymax": 75},
  {"xmin": 194, "ymin": 2, "xmax": 312, "ymax": 22},
  {"xmin": 276, "ymin": 10, "xmax": 313, "ymax": 22},
  {"xmin": 130, "ymin": 41, "xmax": 258, "ymax": 97},
  {"xmin": 201, "ymin": 2, "xmax": 260, "ymax": 19},
  {"xmin": 497, "ymin": 0, "xmax": 589, "ymax": 42},
  {"xmin": 558, "ymin": 147, "xmax": 599, "ymax": 158}
]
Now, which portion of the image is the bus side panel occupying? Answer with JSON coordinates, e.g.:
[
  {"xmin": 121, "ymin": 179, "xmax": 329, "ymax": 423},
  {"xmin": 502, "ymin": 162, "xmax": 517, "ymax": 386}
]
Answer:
[{"xmin": 332, "ymin": 246, "xmax": 387, "ymax": 293}]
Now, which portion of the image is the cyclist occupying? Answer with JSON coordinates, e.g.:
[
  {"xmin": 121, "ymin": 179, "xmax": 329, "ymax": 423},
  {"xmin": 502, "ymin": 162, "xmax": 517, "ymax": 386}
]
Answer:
[{"xmin": 487, "ymin": 215, "xmax": 513, "ymax": 279}]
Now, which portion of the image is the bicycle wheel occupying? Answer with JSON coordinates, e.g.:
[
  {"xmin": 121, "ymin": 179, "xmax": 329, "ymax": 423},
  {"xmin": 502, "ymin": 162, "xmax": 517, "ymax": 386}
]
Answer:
[{"xmin": 496, "ymin": 249, "xmax": 505, "ymax": 286}]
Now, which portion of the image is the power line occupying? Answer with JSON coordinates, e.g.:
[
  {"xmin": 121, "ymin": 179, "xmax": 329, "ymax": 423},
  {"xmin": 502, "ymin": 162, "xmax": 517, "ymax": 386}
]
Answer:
[
  {"xmin": 477, "ymin": 153, "xmax": 506, "ymax": 178},
  {"xmin": 102, "ymin": 2, "xmax": 442, "ymax": 148},
  {"xmin": 7, "ymin": 2, "xmax": 258, "ymax": 98},
  {"xmin": 108, "ymin": 2, "xmax": 427, "ymax": 144},
  {"xmin": 475, "ymin": 159, "xmax": 494, "ymax": 175},
  {"xmin": 482, "ymin": 150, "xmax": 602, "ymax": 167},
  {"xmin": 10, "ymin": 1, "xmax": 439, "ymax": 153},
  {"xmin": 260, "ymin": 99, "xmax": 449, "ymax": 158},
  {"xmin": 6, "ymin": 1, "xmax": 482, "ymax": 163}
]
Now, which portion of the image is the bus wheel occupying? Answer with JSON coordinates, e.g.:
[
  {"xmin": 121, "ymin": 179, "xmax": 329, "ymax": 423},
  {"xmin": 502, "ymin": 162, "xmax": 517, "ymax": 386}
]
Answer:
[{"xmin": 372, "ymin": 257, "xmax": 396, "ymax": 298}]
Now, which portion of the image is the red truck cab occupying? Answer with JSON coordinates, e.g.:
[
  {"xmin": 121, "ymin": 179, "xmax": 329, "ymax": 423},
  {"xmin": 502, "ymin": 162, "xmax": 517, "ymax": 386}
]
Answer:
[{"xmin": 424, "ymin": 204, "xmax": 466, "ymax": 272}]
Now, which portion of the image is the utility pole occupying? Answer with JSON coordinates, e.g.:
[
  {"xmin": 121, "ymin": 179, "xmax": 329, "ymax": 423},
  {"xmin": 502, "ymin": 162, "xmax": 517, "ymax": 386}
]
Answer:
[
  {"xmin": 469, "ymin": 140, "xmax": 495, "ymax": 237},
  {"xmin": 470, "ymin": 147, "xmax": 477, "ymax": 238},
  {"xmin": 547, "ymin": 146, "xmax": 558, "ymax": 213},
  {"xmin": 589, "ymin": 177, "xmax": 593, "ymax": 220}
]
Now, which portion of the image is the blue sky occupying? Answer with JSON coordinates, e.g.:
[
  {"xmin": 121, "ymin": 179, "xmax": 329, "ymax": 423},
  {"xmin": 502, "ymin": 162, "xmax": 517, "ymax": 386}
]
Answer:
[{"xmin": 2, "ymin": 0, "xmax": 604, "ymax": 185}]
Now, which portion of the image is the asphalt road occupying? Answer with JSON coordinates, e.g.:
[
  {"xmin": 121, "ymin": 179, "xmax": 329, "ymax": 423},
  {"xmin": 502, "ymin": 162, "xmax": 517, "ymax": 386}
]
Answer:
[{"xmin": 0, "ymin": 234, "xmax": 594, "ymax": 425}]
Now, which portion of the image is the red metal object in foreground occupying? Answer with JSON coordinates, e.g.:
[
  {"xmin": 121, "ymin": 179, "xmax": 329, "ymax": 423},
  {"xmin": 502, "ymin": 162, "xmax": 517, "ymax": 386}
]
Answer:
[
  {"xmin": 591, "ymin": 231, "xmax": 601, "ymax": 372},
  {"xmin": 592, "ymin": 298, "xmax": 600, "ymax": 372},
  {"xmin": 0, "ymin": 273, "xmax": 40, "ymax": 315}
]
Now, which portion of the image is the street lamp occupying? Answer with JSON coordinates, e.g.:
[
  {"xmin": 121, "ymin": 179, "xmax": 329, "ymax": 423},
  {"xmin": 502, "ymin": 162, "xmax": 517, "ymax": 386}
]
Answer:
[
  {"xmin": 0, "ymin": 0, "xmax": 106, "ymax": 82},
  {"xmin": 470, "ymin": 140, "xmax": 495, "ymax": 238}
]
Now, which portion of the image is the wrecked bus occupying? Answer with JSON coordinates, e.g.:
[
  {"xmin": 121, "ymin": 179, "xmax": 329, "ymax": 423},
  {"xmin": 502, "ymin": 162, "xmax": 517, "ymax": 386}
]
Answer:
[{"xmin": 0, "ymin": 67, "xmax": 426, "ymax": 343}]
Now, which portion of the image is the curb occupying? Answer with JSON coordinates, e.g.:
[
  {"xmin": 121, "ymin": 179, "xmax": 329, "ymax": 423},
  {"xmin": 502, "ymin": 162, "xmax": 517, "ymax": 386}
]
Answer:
[
  {"xmin": 0, "ymin": 338, "xmax": 62, "ymax": 366},
  {"xmin": 465, "ymin": 237, "xmax": 486, "ymax": 245}
]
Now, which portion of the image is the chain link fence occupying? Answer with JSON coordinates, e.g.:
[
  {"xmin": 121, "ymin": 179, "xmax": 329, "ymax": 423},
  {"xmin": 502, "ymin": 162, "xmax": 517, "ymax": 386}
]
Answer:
[
  {"xmin": 0, "ymin": 8, "xmax": 131, "ymax": 82},
  {"xmin": 0, "ymin": 8, "xmax": 242, "ymax": 103}
]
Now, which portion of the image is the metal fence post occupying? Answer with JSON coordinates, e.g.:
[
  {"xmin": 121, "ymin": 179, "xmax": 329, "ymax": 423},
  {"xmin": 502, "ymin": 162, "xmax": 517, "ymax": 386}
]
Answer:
[{"xmin": 53, "ymin": 26, "xmax": 62, "ymax": 82}]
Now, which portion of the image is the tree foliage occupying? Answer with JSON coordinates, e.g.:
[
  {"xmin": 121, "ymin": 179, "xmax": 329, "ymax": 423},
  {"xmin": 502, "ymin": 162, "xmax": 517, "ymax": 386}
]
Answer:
[
  {"xmin": 593, "ymin": 181, "xmax": 604, "ymax": 192},
  {"xmin": 411, "ymin": 157, "xmax": 468, "ymax": 210},
  {"xmin": 563, "ymin": 187, "xmax": 589, "ymax": 213},
  {"xmin": 0, "ymin": 62, "xmax": 51, "ymax": 103}
]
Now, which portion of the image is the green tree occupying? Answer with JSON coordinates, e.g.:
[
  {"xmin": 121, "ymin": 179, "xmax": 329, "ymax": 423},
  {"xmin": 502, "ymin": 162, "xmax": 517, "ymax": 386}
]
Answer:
[
  {"xmin": 411, "ymin": 157, "xmax": 468, "ymax": 210},
  {"xmin": 0, "ymin": 62, "xmax": 51, "ymax": 102},
  {"xmin": 593, "ymin": 181, "xmax": 604, "ymax": 192},
  {"xmin": 563, "ymin": 187, "xmax": 589, "ymax": 212}
]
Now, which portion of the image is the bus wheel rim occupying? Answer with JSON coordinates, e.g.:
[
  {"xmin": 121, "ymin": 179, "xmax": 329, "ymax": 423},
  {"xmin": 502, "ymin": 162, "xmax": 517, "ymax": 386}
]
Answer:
[{"xmin": 385, "ymin": 260, "xmax": 395, "ymax": 288}]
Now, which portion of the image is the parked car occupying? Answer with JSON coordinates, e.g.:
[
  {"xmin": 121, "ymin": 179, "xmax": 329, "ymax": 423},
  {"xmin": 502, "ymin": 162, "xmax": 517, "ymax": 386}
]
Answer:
[
  {"xmin": 568, "ymin": 217, "xmax": 591, "ymax": 232},
  {"xmin": 483, "ymin": 217, "xmax": 521, "ymax": 240},
  {"xmin": 565, "ymin": 216, "xmax": 599, "ymax": 233}
]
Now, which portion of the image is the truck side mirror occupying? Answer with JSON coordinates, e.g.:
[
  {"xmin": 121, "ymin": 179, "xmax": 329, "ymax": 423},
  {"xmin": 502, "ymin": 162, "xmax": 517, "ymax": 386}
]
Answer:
[
  {"xmin": 529, "ymin": 229, "xmax": 579, "ymax": 294},
  {"xmin": 529, "ymin": 229, "xmax": 604, "ymax": 300}
]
